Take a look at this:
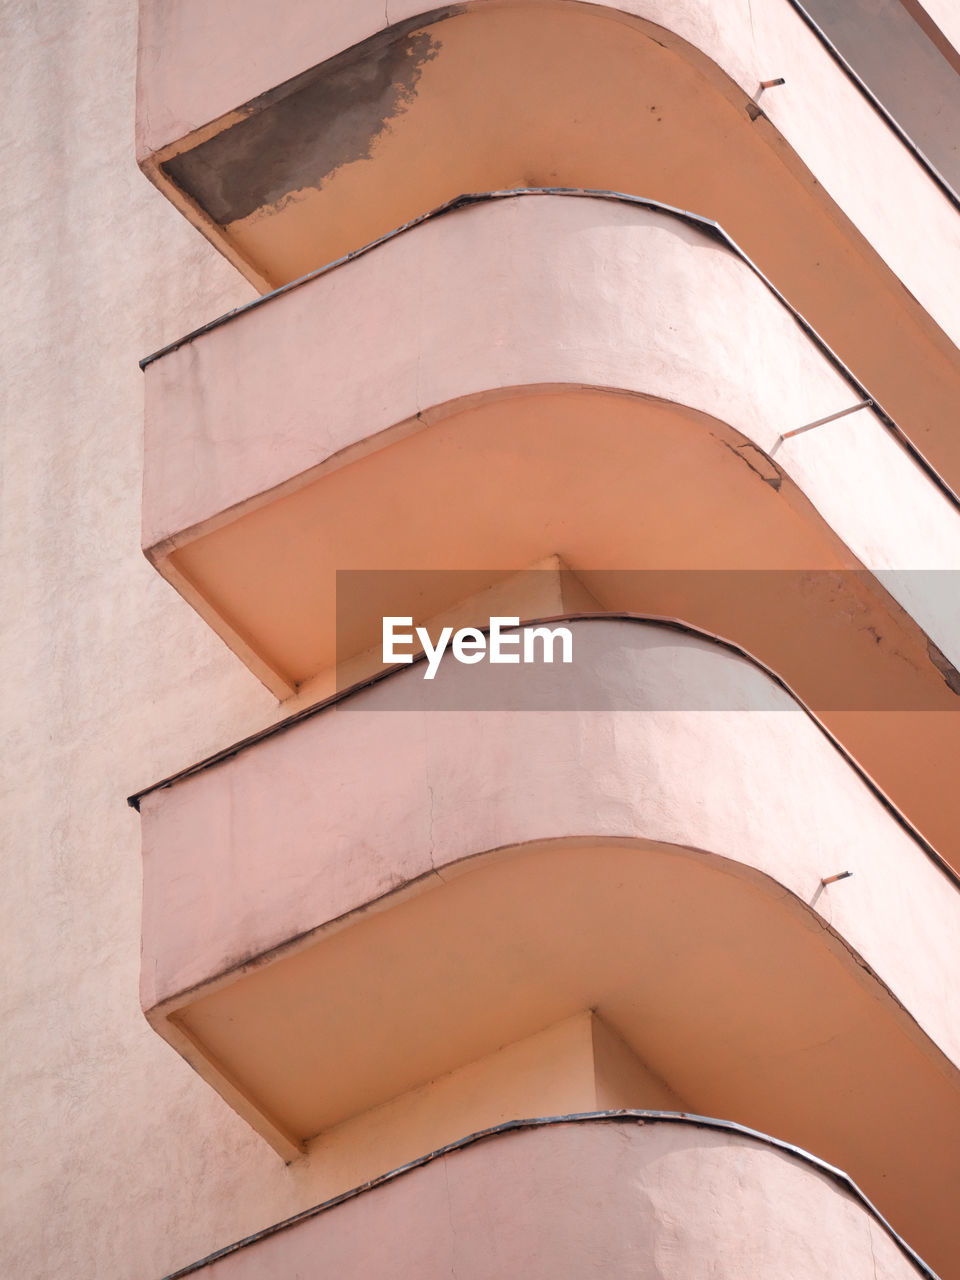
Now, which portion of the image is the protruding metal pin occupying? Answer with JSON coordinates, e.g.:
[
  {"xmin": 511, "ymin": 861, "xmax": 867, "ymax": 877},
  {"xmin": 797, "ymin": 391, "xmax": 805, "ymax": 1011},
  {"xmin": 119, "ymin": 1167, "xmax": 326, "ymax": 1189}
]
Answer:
[
  {"xmin": 821, "ymin": 871, "xmax": 854, "ymax": 887},
  {"xmin": 747, "ymin": 78, "xmax": 786, "ymax": 118}
]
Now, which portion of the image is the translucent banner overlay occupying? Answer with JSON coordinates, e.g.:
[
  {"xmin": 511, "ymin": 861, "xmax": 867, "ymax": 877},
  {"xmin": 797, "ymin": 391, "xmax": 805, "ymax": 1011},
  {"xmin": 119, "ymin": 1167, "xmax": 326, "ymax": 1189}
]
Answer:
[{"xmin": 334, "ymin": 569, "xmax": 960, "ymax": 711}]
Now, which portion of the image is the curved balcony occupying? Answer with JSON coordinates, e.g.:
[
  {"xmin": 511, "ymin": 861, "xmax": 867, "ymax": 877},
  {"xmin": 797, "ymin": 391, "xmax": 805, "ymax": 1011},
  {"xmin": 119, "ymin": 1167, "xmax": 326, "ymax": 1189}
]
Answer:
[
  {"xmin": 136, "ymin": 0, "xmax": 960, "ymax": 499},
  {"xmin": 141, "ymin": 194, "xmax": 960, "ymax": 863},
  {"xmin": 160, "ymin": 1116, "xmax": 937, "ymax": 1280},
  {"xmin": 134, "ymin": 619, "xmax": 960, "ymax": 1273}
]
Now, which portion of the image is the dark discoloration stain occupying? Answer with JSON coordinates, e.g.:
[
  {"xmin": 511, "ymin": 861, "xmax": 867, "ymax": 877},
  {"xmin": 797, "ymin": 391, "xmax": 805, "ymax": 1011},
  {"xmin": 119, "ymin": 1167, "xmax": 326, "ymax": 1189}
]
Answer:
[
  {"xmin": 927, "ymin": 638, "xmax": 960, "ymax": 694},
  {"xmin": 163, "ymin": 11, "xmax": 460, "ymax": 226},
  {"xmin": 724, "ymin": 440, "xmax": 783, "ymax": 490}
]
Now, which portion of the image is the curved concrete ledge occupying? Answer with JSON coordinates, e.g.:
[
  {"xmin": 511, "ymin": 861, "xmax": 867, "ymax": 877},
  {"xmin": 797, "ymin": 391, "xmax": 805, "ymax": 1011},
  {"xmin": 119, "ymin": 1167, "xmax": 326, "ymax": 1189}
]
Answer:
[
  {"xmin": 138, "ymin": 619, "xmax": 960, "ymax": 1057},
  {"xmin": 149, "ymin": 195, "xmax": 904, "ymax": 547},
  {"xmin": 162, "ymin": 1115, "xmax": 937, "ymax": 1279},
  {"xmin": 136, "ymin": 0, "xmax": 960, "ymax": 501},
  {"xmin": 143, "ymin": 195, "xmax": 960, "ymax": 662},
  {"xmin": 141, "ymin": 194, "xmax": 960, "ymax": 863},
  {"xmin": 138, "ymin": 619, "xmax": 960, "ymax": 1269}
]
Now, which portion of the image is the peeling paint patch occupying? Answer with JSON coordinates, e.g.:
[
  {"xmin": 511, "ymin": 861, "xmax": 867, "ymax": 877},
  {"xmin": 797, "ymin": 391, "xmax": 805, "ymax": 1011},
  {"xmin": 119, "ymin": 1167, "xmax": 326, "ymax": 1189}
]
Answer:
[
  {"xmin": 724, "ymin": 440, "xmax": 783, "ymax": 490},
  {"xmin": 927, "ymin": 638, "xmax": 960, "ymax": 694},
  {"xmin": 163, "ymin": 13, "xmax": 457, "ymax": 225}
]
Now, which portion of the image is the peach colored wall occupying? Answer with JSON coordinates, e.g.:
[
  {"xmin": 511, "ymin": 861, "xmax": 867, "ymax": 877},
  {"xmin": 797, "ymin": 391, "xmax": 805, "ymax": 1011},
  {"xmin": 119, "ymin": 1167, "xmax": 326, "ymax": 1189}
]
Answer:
[
  {"xmin": 289, "ymin": 1014, "xmax": 683, "ymax": 1203},
  {"xmin": 0, "ymin": 5, "xmax": 402, "ymax": 1277}
]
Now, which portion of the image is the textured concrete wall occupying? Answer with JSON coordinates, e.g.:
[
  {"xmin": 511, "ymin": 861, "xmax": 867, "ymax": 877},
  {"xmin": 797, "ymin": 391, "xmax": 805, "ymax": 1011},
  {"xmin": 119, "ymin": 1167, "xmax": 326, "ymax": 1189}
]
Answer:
[{"xmin": 0, "ymin": 4, "xmax": 368, "ymax": 1276}]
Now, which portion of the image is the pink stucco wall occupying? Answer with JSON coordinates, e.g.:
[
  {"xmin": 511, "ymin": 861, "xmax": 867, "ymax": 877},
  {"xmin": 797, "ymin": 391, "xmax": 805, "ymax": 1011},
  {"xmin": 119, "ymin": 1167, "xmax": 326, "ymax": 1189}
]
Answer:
[
  {"xmin": 141, "ymin": 198, "xmax": 905, "ymax": 547},
  {"xmin": 0, "ymin": 6, "xmax": 391, "ymax": 1278},
  {"xmin": 171, "ymin": 1118, "xmax": 930, "ymax": 1279}
]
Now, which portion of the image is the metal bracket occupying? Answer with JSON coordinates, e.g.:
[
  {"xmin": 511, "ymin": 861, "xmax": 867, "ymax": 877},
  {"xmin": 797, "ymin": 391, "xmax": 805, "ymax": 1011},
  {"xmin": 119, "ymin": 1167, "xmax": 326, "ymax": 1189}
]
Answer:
[{"xmin": 771, "ymin": 399, "xmax": 873, "ymax": 454}]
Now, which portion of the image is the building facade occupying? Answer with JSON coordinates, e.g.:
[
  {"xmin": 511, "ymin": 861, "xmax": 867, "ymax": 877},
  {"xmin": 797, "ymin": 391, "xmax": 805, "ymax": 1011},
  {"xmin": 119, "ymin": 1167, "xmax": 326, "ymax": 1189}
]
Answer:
[{"xmin": 4, "ymin": 1, "xmax": 960, "ymax": 1276}]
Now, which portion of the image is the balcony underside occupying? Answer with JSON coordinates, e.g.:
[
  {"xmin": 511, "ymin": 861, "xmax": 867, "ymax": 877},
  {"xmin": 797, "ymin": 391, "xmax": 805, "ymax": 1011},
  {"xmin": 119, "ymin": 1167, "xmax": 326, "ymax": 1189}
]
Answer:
[
  {"xmin": 142, "ymin": 197, "xmax": 960, "ymax": 865},
  {"xmin": 137, "ymin": 620, "xmax": 960, "ymax": 1273},
  {"xmin": 162, "ymin": 1117, "xmax": 935, "ymax": 1280},
  {"xmin": 137, "ymin": 1, "xmax": 960, "ymax": 500}
]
